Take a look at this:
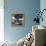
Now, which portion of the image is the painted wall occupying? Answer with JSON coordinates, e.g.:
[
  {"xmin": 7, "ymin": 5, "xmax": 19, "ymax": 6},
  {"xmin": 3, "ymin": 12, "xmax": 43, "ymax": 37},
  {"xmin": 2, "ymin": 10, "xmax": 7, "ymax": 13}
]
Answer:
[
  {"xmin": 40, "ymin": 0, "xmax": 46, "ymax": 45},
  {"xmin": 4, "ymin": 0, "xmax": 40, "ymax": 42},
  {"xmin": 40, "ymin": 0, "xmax": 46, "ymax": 27}
]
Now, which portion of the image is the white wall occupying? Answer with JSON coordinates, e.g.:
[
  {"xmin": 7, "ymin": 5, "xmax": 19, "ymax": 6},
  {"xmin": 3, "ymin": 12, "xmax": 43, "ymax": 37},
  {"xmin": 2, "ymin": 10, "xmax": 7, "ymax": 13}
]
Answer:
[{"xmin": 0, "ymin": 0, "xmax": 4, "ymax": 42}]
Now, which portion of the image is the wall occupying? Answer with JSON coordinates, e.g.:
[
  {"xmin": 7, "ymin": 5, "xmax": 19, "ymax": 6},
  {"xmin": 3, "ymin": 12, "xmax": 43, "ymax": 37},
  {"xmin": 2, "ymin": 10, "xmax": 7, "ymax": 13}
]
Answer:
[
  {"xmin": 40, "ymin": 0, "xmax": 46, "ymax": 27},
  {"xmin": 4, "ymin": 0, "xmax": 40, "ymax": 42},
  {"xmin": 40, "ymin": 0, "xmax": 46, "ymax": 45},
  {"xmin": 0, "ymin": 0, "xmax": 4, "ymax": 42}
]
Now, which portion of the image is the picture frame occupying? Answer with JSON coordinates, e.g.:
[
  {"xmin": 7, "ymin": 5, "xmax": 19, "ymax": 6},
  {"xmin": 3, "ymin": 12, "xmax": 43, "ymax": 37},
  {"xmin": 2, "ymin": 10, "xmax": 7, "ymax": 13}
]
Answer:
[{"xmin": 11, "ymin": 13, "xmax": 24, "ymax": 26}]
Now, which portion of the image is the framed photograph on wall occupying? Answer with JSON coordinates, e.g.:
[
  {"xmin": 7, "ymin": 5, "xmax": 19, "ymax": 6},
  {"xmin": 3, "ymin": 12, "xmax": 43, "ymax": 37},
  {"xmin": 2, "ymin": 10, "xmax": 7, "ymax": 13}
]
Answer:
[{"xmin": 11, "ymin": 13, "xmax": 24, "ymax": 26}]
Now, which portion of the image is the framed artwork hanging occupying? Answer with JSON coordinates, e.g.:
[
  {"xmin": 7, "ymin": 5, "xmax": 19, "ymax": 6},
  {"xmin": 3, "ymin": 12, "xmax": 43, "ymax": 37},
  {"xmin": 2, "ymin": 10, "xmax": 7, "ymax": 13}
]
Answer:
[{"xmin": 11, "ymin": 13, "xmax": 24, "ymax": 26}]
